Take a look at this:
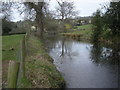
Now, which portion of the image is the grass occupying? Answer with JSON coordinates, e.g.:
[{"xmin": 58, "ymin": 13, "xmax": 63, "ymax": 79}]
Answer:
[
  {"xmin": 2, "ymin": 34, "xmax": 65, "ymax": 88},
  {"xmin": 2, "ymin": 34, "xmax": 24, "ymax": 88},
  {"xmin": 74, "ymin": 24, "xmax": 92, "ymax": 30},
  {"xmin": 62, "ymin": 24, "xmax": 93, "ymax": 41},
  {"xmin": 23, "ymin": 35, "xmax": 65, "ymax": 88},
  {"xmin": 2, "ymin": 34, "xmax": 24, "ymax": 61},
  {"xmin": 66, "ymin": 24, "xmax": 119, "ymax": 45}
]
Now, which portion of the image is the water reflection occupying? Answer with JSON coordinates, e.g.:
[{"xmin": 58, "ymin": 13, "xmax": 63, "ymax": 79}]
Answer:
[
  {"xmin": 90, "ymin": 40, "xmax": 120, "ymax": 88},
  {"xmin": 45, "ymin": 36, "xmax": 119, "ymax": 88},
  {"xmin": 90, "ymin": 41, "xmax": 120, "ymax": 65},
  {"xmin": 60, "ymin": 38, "xmax": 75, "ymax": 60}
]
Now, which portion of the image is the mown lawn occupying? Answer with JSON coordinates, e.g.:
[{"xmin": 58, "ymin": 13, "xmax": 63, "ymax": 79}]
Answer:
[{"xmin": 2, "ymin": 34, "xmax": 24, "ymax": 61}]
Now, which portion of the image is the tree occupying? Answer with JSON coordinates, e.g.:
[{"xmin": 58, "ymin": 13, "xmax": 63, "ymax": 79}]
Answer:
[
  {"xmin": 55, "ymin": 0, "xmax": 77, "ymax": 32},
  {"xmin": 2, "ymin": 19, "xmax": 12, "ymax": 34},
  {"xmin": 24, "ymin": 2, "xmax": 45, "ymax": 38},
  {"xmin": 43, "ymin": 2, "xmax": 54, "ymax": 19},
  {"xmin": 0, "ymin": 2, "xmax": 13, "ymax": 20},
  {"xmin": 104, "ymin": 2, "xmax": 120, "ymax": 36},
  {"xmin": 2, "ymin": 18, "xmax": 16, "ymax": 35},
  {"xmin": 91, "ymin": 10, "xmax": 103, "ymax": 43},
  {"xmin": 43, "ymin": 2, "xmax": 60, "ymax": 33},
  {"xmin": 56, "ymin": 1, "xmax": 77, "ymax": 20},
  {"xmin": 1, "ymin": 2, "xmax": 45, "ymax": 37}
]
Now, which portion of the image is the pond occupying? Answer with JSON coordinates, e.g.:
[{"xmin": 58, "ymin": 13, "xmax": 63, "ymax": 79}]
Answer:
[{"xmin": 45, "ymin": 36, "xmax": 119, "ymax": 88}]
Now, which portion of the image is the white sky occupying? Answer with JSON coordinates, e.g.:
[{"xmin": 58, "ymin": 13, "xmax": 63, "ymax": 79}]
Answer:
[
  {"xmin": 49, "ymin": 0, "xmax": 110, "ymax": 17},
  {"xmin": 7, "ymin": 0, "xmax": 110, "ymax": 22}
]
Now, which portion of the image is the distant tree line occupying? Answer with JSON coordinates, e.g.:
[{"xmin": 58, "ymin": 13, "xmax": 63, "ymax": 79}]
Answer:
[
  {"xmin": 1, "ymin": 1, "xmax": 78, "ymax": 36},
  {"xmin": 2, "ymin": 18, "xmax": 17, "ymax": 35},
  {"xmin": 2, "ymin": 18, "xmax": 33, "ymax": 35}
]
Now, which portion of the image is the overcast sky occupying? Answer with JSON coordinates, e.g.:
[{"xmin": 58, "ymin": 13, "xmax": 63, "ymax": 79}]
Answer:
[
  {"xmin": 6, "ymin": 0, "xmax": 110, "ymax": 22},
  {"xmin": 49, "ymin": 0, "xmax": 110, "ymax": 17}
]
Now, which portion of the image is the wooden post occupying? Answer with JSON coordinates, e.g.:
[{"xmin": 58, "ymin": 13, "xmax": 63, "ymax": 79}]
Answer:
[
  {"xmin": 7, "ymin": 61, "xmax": 20, "ymax": 88},
  {"xmin": 26, "ymin": 30, "xmax": 30, "ymax": 41},
  {"xmin": 20, "ymin": 36, "xmax": 26, "ymax": 78}
]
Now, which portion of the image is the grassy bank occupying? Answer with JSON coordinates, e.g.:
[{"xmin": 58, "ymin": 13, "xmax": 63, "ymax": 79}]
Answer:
[
  {"xmin": 22, "ymin": 35, "xmax": 65, "ymax": 88},
  {"xmin": 62, "ymin": 24, "xmax": 119, "ymax": 45},
  {"xmin": 62, "ymin": 24, "xmax": 93, "ymax": 41},
  {"xmin": 2, "ymin": 34, "xmax": 65, "ymax": 88}
]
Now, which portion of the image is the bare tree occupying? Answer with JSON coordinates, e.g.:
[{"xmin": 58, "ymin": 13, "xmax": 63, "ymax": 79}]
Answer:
[
  {"xmin": 55, "ymin": 0, "xmax": 78, "ymax": 32},
  {"xmin": 24, "ymin": 2, "xmax": 45, "ymax": 38},
  {"xmin": 0, "ymin": 2, "xmax": 14, "ymax": 20},
  {"xmin": 1, "ymin": 1, "xmax": 45, "ymax": 37},
  {"xmin": 56, "ymin": 1, "xmax": 77, "ymax": 19}
]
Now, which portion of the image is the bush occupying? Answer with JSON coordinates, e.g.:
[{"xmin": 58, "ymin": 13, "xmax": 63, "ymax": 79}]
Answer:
[
  {"xmin": 2, "ymin": 19, "xmax": 13, "ymax": 35},
  {"xmin": 45, "ymin": 19, "xmax": 59, "ymax": 32},
  {"xmin": 91, "ymin": 10, "xmax": 103, "ymax": 43}
]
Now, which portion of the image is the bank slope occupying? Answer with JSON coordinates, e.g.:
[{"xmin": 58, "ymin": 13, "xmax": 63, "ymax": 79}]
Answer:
[{"xmin": 23, "ymin": 35, "xmax": 65, "ymax": 88}]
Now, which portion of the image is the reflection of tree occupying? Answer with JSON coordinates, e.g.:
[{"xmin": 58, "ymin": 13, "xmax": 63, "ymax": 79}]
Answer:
[
  {"xmin": 90, "ymin": 43, "xmax": 103, "ymax": 64},
  {"xmin": 90, "ymin": 41, "xmax": 120, "ymax": 65},
  {"xmin": 45, "ymin": 36, "xmax": 75, "ymax": 61},
  {"xmin": 109, "ymin": 40, "xmax": 120, "ymax": 64},
  {"xmin": 44, "ymin": 35, "xmax": 59, "ymax": 52},
  {"xmin": 60, "ymin": 38, "xmax": 65, "ymax": 57},
  {"xmin": 60, "ymin": 38, "xmax": 73, "ymax": 60}
]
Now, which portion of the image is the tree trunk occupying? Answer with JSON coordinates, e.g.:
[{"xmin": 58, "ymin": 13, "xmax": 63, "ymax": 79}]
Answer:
[{"xmin": 35, "ymin": 2, "xmax": 44, "ymax": 38}]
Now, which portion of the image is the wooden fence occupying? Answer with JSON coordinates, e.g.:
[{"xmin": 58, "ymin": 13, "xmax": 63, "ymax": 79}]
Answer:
[{"xmin": 7, "ymin": 61, "xmax": 20, "ymax": 88}]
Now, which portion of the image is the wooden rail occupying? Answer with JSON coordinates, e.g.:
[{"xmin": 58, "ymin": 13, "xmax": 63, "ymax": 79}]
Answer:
[{"xmin": 7, "ymin": 61, "xmax": 20, "ymax": 88}]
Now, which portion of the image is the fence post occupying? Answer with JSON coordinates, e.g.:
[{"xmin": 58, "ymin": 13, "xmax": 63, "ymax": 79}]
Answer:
[
  {"xmin": 20, "ymin": 36, "xmax": 26, "ymax": 78},
  {"xmin": 7, "ymin": 61, "xmax": 20, "ymax": 88}
]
